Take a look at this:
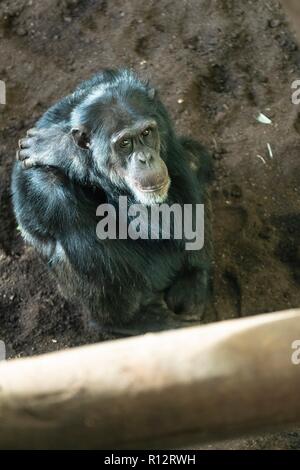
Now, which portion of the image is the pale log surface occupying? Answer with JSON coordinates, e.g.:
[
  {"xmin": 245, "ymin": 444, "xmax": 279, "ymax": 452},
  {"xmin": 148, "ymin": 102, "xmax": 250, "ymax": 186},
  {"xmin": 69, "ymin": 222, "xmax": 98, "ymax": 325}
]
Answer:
[{"xmin": 0, "ymin": 309, "xmax": 300, "ymax": 449}]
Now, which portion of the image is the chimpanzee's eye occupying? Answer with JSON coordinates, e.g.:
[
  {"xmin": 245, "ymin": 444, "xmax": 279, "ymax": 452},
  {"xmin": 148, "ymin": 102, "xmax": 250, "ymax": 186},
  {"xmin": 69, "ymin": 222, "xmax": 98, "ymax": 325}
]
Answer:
[
  {"xmin": 119, "ymin": 138, "xmax": 131, "ymax": 148},
  {"xmin": 142, "ymin": 128, "xmax": 151, "ymax": 137}
]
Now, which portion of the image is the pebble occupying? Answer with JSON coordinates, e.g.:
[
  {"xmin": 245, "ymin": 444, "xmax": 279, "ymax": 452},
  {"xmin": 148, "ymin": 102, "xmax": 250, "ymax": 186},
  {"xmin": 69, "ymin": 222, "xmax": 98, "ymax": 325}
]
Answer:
[
  {"xmin": 230, "ymin": 184, "xmax": 242, "ymax": 199},
  {"xmin": 16, "ymin": 27, "xmax": 27, "ymax": 37},
  {"xmin": 268, "ymin": 19, "xmax": 281, "ymax": 28}
]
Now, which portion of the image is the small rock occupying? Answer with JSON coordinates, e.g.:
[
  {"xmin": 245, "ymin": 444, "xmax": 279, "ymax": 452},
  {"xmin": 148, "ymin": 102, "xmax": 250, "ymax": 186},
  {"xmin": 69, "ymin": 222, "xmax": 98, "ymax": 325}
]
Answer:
[
  {"xmin": 213, "ymin": 148, "xmax": 227, "ymax": 160},
  {"xmin": 16, "ymin": 27, "xmax": 27, "ymax": 37},
  {"xmin": 214, "ymin": 110, "xmax": 227, "ymax": 123},
  {"xmin": 268, "ymin": 19, "xmax": 281, "ymax": 28},
  {"xmin": 15, "ymin": 120, "xmax": 25, "ymax": 131},
  {"xmin": 230, "ymin": 184, "xmax": 242, "ymax": 199},
  {"xmin": 258, "ymin": 226, "xmax": 272, "ymax": 240}
]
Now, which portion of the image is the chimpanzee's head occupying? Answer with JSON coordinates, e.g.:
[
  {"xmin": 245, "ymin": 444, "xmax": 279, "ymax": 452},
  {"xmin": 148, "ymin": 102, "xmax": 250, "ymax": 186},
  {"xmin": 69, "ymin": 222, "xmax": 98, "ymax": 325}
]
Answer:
[{"xmin": 70, "ymin": 70, "xmax": 173, "ymax": 204}]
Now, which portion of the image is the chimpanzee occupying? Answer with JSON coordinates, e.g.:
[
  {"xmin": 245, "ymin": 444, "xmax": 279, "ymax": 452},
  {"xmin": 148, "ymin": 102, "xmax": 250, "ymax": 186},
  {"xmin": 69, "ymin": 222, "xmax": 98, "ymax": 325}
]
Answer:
[{"xmin": 12, "ymin": 69, "xmax": 213, "ymax": 333}]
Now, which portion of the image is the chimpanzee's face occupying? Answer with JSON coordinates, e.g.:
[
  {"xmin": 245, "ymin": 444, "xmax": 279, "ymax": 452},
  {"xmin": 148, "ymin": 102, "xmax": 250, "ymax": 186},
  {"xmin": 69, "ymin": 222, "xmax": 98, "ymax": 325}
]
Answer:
[
  {"xmin": 71, "ymin": 89, "xmax": 171, "ymax": 205},
  {"xmin": 108, "ymin": 118, "xmax": 170, "ymax": 204}
]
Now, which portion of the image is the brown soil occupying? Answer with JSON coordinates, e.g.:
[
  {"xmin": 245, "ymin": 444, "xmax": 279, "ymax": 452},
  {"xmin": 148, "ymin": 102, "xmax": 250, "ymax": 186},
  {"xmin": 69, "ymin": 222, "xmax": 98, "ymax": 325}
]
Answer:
[{"xmin": 0, "ymin": 0, "xmax": 300, "ymax": 449}]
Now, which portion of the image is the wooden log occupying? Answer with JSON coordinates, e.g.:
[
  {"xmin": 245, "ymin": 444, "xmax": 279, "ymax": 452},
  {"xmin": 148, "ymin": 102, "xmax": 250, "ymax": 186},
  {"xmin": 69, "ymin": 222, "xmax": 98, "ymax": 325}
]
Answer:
[{"xmin": 0, "ymin": 309, "xmax": 300, "ymax": 449}]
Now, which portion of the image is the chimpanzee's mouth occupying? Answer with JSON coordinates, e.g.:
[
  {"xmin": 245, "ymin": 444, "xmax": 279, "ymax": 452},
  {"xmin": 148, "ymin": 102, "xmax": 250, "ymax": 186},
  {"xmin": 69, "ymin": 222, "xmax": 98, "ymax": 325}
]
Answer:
[{"xmin": 138, "ymin": 178, "xmax": 170, "ymax": 193}]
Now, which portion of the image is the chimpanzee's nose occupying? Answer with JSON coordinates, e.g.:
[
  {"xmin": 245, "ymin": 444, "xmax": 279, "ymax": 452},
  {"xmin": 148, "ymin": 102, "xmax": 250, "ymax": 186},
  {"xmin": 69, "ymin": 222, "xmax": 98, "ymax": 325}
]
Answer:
[{"xmin": 138, "ymin": 153, "xmax": 152, "ymax": 164}]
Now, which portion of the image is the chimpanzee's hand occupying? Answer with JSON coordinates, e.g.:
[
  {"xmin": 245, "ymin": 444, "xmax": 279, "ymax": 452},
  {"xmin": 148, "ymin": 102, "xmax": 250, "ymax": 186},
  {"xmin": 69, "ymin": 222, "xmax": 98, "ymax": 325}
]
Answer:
[
  {"xmin": 16, "ymin": 126, "xmax": 80, "ymax": 170},
  {"xmin": 165, "ymin": 270, "xmax": 209, "ymax": 319},
  {"xmin": 17, "ymin": 128, "xmax": 53, "ymax": 169}
]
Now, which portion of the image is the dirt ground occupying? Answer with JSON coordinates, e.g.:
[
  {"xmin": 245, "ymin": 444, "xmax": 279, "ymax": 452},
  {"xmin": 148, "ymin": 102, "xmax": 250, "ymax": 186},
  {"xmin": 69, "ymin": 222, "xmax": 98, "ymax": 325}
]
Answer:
[{"xmin": 0, "ymin": 0, "xmax": 300, "ymax": 449}]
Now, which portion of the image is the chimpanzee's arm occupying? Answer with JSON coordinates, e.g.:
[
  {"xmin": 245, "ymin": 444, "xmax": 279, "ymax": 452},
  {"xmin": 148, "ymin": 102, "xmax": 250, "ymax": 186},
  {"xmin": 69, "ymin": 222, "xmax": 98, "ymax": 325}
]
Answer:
[
  {"xmin": 13, "ymin": 163, "xmax": 108, "ymax": 277},
  {"xmin": 12, "ymin": 165, "xmax": 79, "ymax": 236},
  {"xmin": 12, "ymin": 163, "xmax": 153, "ymax": 328},
  {"xmin": 15, "ymin": 70, "xmax": 121, "ymax": 178}
]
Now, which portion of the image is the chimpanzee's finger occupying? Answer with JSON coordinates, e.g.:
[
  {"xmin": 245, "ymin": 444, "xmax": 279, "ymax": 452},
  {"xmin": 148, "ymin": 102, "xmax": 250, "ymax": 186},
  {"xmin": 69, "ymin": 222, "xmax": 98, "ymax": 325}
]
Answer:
[
  {"xmin": 21, "ymin": 158, "xmax": 36, "ymax": 169},
  {"xmin": 27, "ymin": 128, "xmax": 39, "ymax": 137},
  {"xmin": 18, "ymin": 138, "xmax": 32, "ymax": 149},
  {"xmin": 16, "ymin": 149, "xmax": 30, "ymax": 161}
]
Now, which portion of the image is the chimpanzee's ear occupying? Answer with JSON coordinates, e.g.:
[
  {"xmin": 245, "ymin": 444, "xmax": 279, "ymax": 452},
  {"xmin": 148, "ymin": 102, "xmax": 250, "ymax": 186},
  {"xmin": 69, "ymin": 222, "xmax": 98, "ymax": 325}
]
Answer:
[
  {"xmin": 148, "ymin": 88, "xmax": 156, "ymax": 100},
  {"xmin": 71, "ymin": 126, "xmax": 90, "ymax": 149}
]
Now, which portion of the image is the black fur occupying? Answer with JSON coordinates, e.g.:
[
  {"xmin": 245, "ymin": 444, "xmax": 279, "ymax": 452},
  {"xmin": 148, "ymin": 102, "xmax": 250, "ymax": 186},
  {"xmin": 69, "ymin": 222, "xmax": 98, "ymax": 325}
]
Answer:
[{"xmin": 12, "ymin": 69, "xmax": 213, "ymax": 329}]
